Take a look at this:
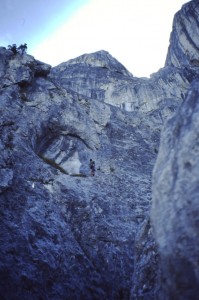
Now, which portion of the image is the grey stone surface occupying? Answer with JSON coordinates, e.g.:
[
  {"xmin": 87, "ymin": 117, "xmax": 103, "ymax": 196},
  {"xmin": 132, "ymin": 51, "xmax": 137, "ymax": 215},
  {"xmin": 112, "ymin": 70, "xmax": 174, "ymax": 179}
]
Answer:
[
  {"xmin": 0, "ymin": 168, "xmax": 13, "ymax": 193},
  {"xmin": 151, "ymin": 1, "xmax": 199, "ymax": 299},
  {"xmin": 152, "ymin": 78, "xmax": 199, "ymax": 300},
  {"xmin": 0, "ymin": 1, "xmax": 199, "ymax": 299},
  {"xmin": 165, "ymin": 1, "xmax": 199, "ymax": 69},
  {"xmin": 130, "ymin": 217, "xmax": 158, "ymax": 299},
  {"xmin": 0, "ymin": 47, "xmax": 160, "ymax": 300},
  {"xmin": 50, "ymin": 50, "xmax": 197, "ymax": 117}
]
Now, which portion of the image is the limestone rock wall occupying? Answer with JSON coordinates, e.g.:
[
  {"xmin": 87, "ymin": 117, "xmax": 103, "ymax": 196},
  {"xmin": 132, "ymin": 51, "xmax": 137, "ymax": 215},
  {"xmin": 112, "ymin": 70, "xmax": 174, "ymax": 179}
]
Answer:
[{"xmin": 50, "ymin": 50, "xmax": 197, "ymax": 118}]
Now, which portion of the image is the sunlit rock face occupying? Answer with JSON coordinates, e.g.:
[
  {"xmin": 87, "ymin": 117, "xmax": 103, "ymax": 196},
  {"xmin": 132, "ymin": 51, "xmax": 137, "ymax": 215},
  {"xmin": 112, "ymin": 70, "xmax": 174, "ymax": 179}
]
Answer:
[{"xmin": 50, "ymin": 49, "xmax": 196, "ymax": 118}]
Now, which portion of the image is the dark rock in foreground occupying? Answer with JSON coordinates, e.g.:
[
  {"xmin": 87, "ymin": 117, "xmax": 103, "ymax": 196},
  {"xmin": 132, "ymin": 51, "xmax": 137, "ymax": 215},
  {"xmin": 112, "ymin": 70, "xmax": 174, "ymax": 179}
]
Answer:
[
  {"xmin": 152, "ymin": 78, "xmax": 199, "ymax": 300},
  {"xmin": 151, "ymin": 1, "xmax": 199, "ymax": 299}
]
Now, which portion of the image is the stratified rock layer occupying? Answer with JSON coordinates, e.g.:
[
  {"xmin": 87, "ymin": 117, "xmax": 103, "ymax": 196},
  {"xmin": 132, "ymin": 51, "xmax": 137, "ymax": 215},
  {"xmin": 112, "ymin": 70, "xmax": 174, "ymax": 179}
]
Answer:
[
  {"xmin": 51, "ymin": 50, "xmax": 194, "ymax": 119},
  {"xmin": 165, "ymin": 1, "xmax": 199, "ymax": 69}
]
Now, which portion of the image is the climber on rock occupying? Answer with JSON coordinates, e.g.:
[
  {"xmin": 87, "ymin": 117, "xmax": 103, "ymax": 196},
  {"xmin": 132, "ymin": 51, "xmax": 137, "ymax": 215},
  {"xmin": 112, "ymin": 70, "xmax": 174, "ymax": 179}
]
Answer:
[{"xmin": 89, "ymin": 159, "xmax": 95, "ymax": 176}]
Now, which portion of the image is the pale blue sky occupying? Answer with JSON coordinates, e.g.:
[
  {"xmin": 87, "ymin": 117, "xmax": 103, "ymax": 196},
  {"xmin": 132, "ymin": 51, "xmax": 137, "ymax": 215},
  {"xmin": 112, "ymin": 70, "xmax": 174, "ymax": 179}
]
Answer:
[{"xmin": 1, "ymin": 0, "xmax": 189, "ymax": 77}]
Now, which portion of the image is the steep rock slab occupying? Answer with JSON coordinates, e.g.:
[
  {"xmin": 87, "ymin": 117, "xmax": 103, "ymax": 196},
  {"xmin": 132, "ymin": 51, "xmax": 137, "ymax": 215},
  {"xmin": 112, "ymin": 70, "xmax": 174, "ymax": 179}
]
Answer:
[{"xmin": 151, "ymin": 79, "xmax": 199, "ymax": 299}]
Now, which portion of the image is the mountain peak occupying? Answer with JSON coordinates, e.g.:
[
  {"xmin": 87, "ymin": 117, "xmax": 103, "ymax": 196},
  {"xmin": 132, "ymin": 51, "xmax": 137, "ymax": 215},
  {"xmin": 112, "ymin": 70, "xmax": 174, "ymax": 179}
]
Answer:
[{"xmin": 54, "ymin": 50, "xmax": 133, "ymax": 77}]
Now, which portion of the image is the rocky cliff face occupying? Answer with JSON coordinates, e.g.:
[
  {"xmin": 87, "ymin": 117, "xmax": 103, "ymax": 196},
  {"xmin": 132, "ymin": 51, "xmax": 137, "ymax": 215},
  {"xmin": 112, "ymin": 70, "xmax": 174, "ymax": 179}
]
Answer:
[
  {"xmin": 50, "ymin": 50, "xmax": 194, "ymax": 117},
  {"xmin": 0, "ymin": 47, "xmax": 160, "ymax": 300},
  {"xmin": 165, "ymin": 0, "xmax": 199, "ymax": 69},
  {"xmin": 0, "ymin": 1, "xmax": 199, "ymax": 299},
  {"xmin": 151, "ymin": 1, "xmax": 199, "ymax": 299},
  {"xmin": 152, "ymin": 78, "xmax": 199, "ymax": 300}
]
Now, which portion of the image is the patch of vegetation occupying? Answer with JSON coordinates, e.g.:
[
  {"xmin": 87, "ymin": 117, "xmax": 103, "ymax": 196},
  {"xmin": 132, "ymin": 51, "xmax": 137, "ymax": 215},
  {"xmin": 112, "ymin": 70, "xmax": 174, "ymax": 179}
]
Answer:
[{"xmin": 7, "ymin": 43, "xmax": 27, "ymax": 55}]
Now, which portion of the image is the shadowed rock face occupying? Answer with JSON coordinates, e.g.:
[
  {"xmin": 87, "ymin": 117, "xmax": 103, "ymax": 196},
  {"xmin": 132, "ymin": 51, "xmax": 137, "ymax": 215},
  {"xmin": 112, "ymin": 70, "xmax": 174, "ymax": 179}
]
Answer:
[
  {"xmin": 152, "ymin": 79, "xmax": 199, "ymax": 300},
  {"xmin": 151, "ymin": 1, "xmax": 199, "ymax": 298},
  {"xmin": 0, "ymin": 1, "xmax": 199, "ymax": 299}
]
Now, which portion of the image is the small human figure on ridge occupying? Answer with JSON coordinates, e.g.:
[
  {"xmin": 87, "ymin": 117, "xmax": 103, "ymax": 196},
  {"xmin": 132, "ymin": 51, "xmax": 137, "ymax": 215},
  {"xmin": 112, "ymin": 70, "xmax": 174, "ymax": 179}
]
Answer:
[{"xmin": 89, "ymin": 159, "xmax": 95, "ymax": 176}]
